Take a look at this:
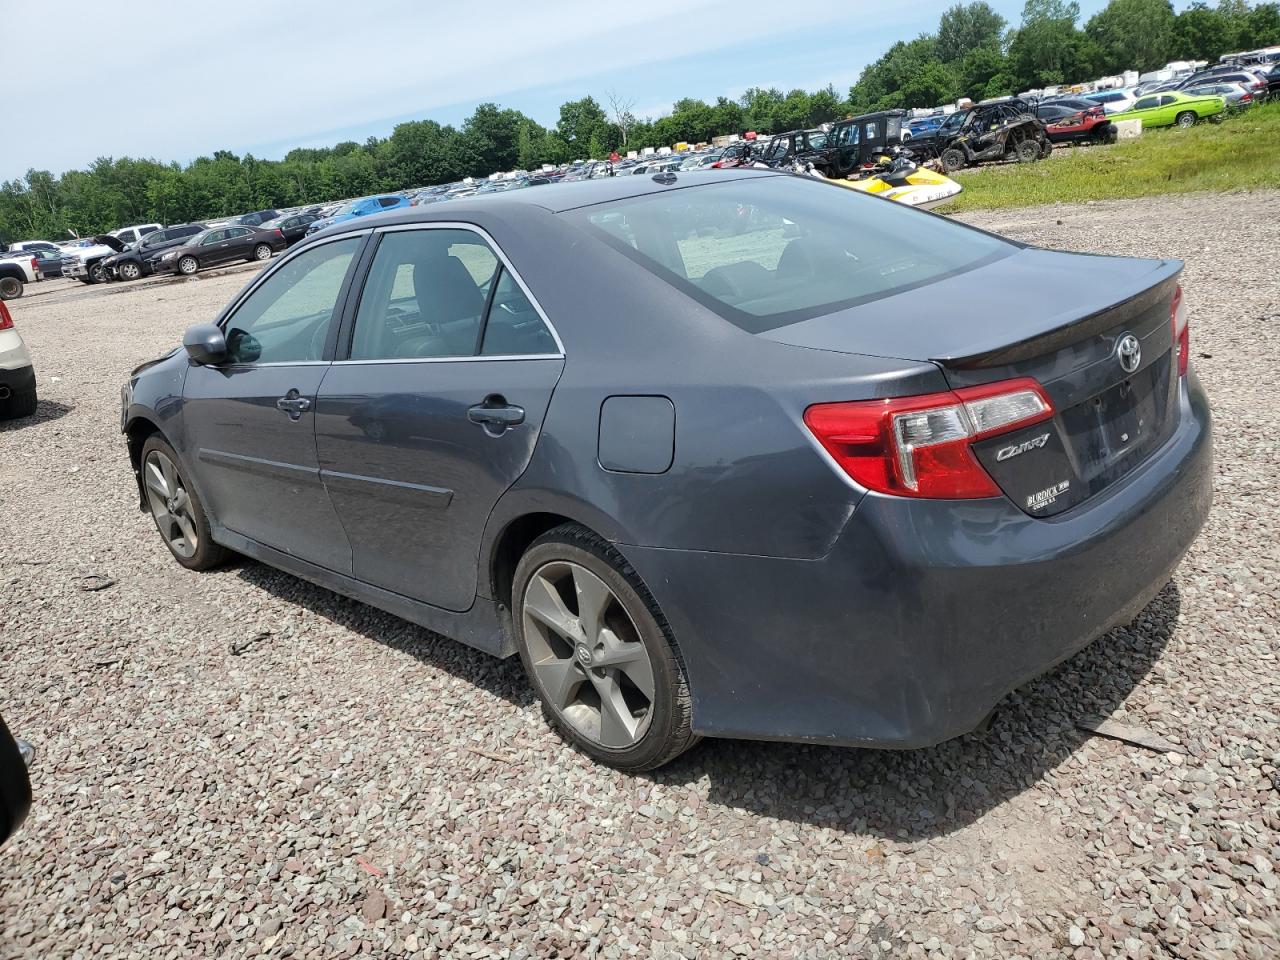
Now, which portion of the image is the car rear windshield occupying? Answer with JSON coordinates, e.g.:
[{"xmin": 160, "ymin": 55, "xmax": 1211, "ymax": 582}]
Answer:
[{"xmin": 563, "ymin": 175, "xmax": 1014, "ymax": 333}]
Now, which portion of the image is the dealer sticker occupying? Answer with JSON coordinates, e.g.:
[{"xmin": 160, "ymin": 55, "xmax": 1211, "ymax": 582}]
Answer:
[{"xmin": 1026, "ymin": 480, "xmax": 1070, "ymax": 512}]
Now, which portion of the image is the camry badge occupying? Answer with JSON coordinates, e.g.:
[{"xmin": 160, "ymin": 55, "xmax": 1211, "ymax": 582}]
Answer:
[{"xmin": 1117, "ymin": 334, "xmax": 1141, "ymax": 374}]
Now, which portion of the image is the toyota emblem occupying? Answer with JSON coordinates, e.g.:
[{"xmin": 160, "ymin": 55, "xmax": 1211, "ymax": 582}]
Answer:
[{"xmin": 1116, "ymin": 334, "xmax": 1141, "ymax": 374}]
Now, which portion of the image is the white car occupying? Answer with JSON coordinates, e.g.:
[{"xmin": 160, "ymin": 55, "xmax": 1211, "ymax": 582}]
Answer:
[
  {"xmin": 0, "ymin": 300, "xmax": 36, "ymax": 419},
  {"xmin": 0, "ymin": 250, "xmax": 41, "ymax": 300},
  {"xmin": 1086, "ymin": 89, "xmax": 1138, "ymax": 114}
]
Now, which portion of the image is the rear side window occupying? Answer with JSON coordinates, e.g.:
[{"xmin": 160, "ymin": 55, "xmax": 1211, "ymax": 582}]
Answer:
[
  {"xmin": 378, "ymin": 196, "xmax": 401, "ymax": 208},
  {"xmin": 565, "ymin": 175, "xmax": 1012, "ymax": 333},
  {"xmin": 349, "ymin": 229, "xmax": 556, "ymax": 360}
]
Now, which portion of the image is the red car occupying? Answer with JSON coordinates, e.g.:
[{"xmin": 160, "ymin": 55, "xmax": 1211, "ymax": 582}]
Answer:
[{"xmin": 1038, "ymin": 100, "xmax": 1117, "ymax": 145}]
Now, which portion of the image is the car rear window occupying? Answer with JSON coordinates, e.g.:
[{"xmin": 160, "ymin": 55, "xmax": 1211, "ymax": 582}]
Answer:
[{"xmin": 563, "ymin": 176, "xmax": 1013, "ymax": 333}]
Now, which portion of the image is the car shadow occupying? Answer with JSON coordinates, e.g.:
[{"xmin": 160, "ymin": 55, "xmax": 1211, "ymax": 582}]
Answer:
[
  {"xmin": 233, "ymin": 554, "xmax": 1178, "ymax": 840},
  {"xmin": 653, "ymin": 582, "xmax": 1182, "ymax": 840},
  {"xmin": 232, "ymin": 560, "xmax": 533, "ymax": 709},
  {"xmin": 0, "ymin": 399, "xmax": 72, "ymax": 431}
]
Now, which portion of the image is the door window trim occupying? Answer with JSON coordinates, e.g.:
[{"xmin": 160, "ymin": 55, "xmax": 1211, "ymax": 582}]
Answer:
[
  {"xmin": 331, "ymin": 221, "xmax": 565, "ymax": 365},
  {"xmin": 211, "ymin": 230, "xmax": 372, "ymax": 368}
]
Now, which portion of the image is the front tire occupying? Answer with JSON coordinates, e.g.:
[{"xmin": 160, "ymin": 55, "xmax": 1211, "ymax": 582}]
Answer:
[
  {"xmin": 0, "ymin": 276, "xmax": 22, "ymax": 300},
  {"xmin": 0, "ymin": 386, "xmax": 37, "ymax": 420},
  {"xmin": 86, "ymin": 261, "xmax": 106, "ymax": 284},
  {"xmin": 1176, "ymin": 111, "xmax": 1197, "ymax": 129},
  {"xmin": 140, "ymin": 436, "xmax": 228, "ymax": 570},
  {"xmin": 940, "ymin": 148, "xmax": 966, "ymax": 173},
  {"xmin": 118, "ymin": 261, "xmax": 142, "ymax": 281},
  {"xmin": 513, "ymin": 524, "xmax": 698, "ymax": 771},
  {"xmin": 177, "ymin": 256, "xmax": 199, "ymax": 276},
  {"xmin": 251, "ymin": 243, "xmax": 272, "ymax": 262}
]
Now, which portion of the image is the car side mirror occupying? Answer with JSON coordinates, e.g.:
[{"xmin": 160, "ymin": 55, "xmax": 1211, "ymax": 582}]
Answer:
[{"xmin": 184, "ymin": 323, "xmax": 228, "ymax": 365}]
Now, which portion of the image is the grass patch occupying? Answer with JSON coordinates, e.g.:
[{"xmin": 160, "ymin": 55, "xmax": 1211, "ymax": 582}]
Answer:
[{"xmin": 938, "ymin": 101, "xmax": 1280, "ymax": 212}]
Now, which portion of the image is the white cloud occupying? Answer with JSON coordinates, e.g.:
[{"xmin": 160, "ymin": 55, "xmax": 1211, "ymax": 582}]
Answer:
[{"xmin": 2, "ymin": 0, "xmax": 930, "ymax": 178}]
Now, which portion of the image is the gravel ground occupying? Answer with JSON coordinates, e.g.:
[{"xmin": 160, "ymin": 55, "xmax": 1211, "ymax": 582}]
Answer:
[{"xmin": 1, "ymin": 191, "xmax": 1277, "ymax": 959}]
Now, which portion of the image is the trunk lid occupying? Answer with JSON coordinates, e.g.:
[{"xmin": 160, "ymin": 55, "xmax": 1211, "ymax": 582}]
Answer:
[{"xmin": 764, "ymin": 247, "xmax": 1184, "ymax": 516}]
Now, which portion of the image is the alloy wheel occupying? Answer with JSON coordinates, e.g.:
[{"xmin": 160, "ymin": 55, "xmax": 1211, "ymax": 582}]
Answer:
[
  {"xmin": 142, "ymin": 450, "xmax": 199, "ymax": 559},
  {"xmin": 120, "ymin": 262, "xmax": 141, "ymax": 280},
  {"xmin": 522, "ymin": 560, "xmax": 656, "ymax": 749},
  {"xmin": 254, "ymin": 244, "xmax": 271, "ymax": 261}
]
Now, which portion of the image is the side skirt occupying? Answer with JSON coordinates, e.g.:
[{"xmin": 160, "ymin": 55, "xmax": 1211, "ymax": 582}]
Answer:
[{"xmin": 213, "ymin": 525, "xmax": 515, "ymax": 658}]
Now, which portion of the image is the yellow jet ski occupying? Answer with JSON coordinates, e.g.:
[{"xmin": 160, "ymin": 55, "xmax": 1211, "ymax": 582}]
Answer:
[{"xmin": 840, "ymin": 154, "xmax": 963, "ymax": 210}]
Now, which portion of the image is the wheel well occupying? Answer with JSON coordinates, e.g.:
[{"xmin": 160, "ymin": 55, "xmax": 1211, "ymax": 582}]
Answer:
[
  {"xmin": 126, "ymin": 417, "xmax": 161, "ymax": 473},
  {"xmin": 489, "ymin": 512, "xmax": 578, "ymax": 609}
]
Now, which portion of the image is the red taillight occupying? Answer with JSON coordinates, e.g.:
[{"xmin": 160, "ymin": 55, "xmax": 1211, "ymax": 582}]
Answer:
[
  {"xmin": 275, "ymin": 229, "xmax": 285, "ymax": 240},
  {"xmin": 804, "ymin": 378, "xmax": 1054, "ymax": 499},
  {"xmin": 1170, "ymin": 284, "xmax": 1189, "ymax": 377},
  {"xmin": 30, "ymin": 257, "xmax": 38, "ymax": 273},
  {"xmin": 1242, "ymin": 93, "xmax": 1253, "ymax": 101},
  {"xmin": 0, "ymin": 301, "xmax": 13, "ymax": 330}
]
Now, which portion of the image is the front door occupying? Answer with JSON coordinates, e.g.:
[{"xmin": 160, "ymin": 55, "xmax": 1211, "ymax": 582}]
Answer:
[
  {"xmin": 181, "ymin": 234, "xmax": 365, "ymax": 571},
  {"xmin": 314, "ymin": 226, "xmax": 563, "ymax": 611}
]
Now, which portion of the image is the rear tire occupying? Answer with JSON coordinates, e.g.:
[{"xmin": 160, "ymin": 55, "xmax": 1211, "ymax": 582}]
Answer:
[
  {"xmin": 139, "ymin": 435, "xmax": 228, "ymax": 570},
  {"xmin": 0, "ymin": 276, "xmax": 22, "ymax": 300},
  {"xmin": 0, "ymin": 387, "xmax": 37, "ymax": 420},
  {"xmin": 512, "ymin": 523, "xmax": 698, "ymax": 771},
  {"xmin": 251, "ymin": 243, "xmax": 272, "ymax": 262},
  {"xmin": 1176, "ymin": 111, "xmax": 1197, "ymax": 129},
  {"xmin": 177, "ymin": 256, "xmax": 199, "ymax": 276}
]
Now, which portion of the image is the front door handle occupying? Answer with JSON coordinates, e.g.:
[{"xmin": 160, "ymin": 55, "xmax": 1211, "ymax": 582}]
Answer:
[
  {"xmin": 467, "ymin": 396, "xmax": 525, "ymax": 434},
  {"xmin": 276, "ymin": 389, "xmax": 311, "ymax": 420}
]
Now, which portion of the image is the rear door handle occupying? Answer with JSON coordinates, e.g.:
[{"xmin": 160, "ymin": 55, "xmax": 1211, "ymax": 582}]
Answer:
[
  {"xmin": 467, "ymin": 396, "xmax": 525, "ymax": 434},
  {"xmin": 276, "ymin": 389, "xmax": 311, "ymax": 420}
]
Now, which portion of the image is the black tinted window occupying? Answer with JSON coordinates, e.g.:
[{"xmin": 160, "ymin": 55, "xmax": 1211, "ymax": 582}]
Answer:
[
  {"xmin": 378, "ymin": 197, "xmax": 401, "ymax": 208},
  {"xmin": 480, "ymin": 269, "xmax": 557, "ymax": 356}
]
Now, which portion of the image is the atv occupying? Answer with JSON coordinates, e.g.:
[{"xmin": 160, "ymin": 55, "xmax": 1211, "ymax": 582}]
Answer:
[{"xmin": 905, "ymin": 98, "xmax": 1052, "ymax": 173}]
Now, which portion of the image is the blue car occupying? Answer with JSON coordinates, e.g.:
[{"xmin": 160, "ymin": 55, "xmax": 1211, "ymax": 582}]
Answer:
[
  {"xmin": 121, "ymin": 171, "xmax": 1211, "ymax": 771},
  {"xmin": 305, "ymin": 195, "xmax": 411, "ymax": 236}
]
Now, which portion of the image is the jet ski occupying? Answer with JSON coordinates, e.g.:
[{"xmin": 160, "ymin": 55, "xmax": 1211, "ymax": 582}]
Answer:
[{"xmin": 783, "ymin": 151, "xmax": 963, "ymax": 210}]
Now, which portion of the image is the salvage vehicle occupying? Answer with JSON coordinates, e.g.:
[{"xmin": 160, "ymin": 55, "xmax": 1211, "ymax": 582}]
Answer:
[
  {"xmin": 0, "ymin": 299, "xmax": 37, "ymax": 419},
  {"xmin": 121, "ymin": 171, "xmax": 1212, "ymax": 771},
  {"xmin": 1182, "ymin": 81, "xmax": 1258, "ymax": 111},
  {"xmin": 1037, "ymin": 102, "xmax": 1116, "ymax": 145},
  {"xmin": 1111, "ymin": 90, "xmax": 1226, "ymax": 129},
  {"xmin": 0, "ymin": 712, "xmax": 33, "ymax": 847},
  {"xmin": 757, "ymin": 129, "xmax": 829, "ymax": 167},
  {"xmin": 60, "ymin": 224, "xmax": 161, "ymax": 283},
  {"xmin": 0, "ymin": 250, "xmax": 40, "ymax": 299},
  {"xmin": 259, "ymin": 212, "xmax": 322, "ymax": 246},
  {"xmin": 152, "ymin": 225, "xmax": 287, "ymax": 276},
  {"xmin": 907, "ymin": 98, "xmax": 1052, "ymax": 172},
  {"xmin": 1084, "ymin": 89, "xmax": 1138, "ymax": 114},
  {"xmin": 820, "ymin": 111, "xmax": 908, "ymax": 177},
  {"xmin": 839, "ymin": 153, "xmax": 962, "ymax": 209},
  {"xmin": 103, "ymin": 223, "xmax": 207, "ymax": 281}
]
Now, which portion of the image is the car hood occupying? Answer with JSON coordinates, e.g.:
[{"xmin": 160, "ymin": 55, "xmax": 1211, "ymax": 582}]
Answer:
[
  {"xmin": 93, "ymin": 234, "xmax": 128, "ymax": 252},
  {"xmin": 759, "ymin": 245, "xmax": 1181, "ymax": 366}
]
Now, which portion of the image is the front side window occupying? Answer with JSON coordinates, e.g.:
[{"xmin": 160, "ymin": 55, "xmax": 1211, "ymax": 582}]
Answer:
[
  {"xmin": 222, "ymin": 237, "xmax": 360, "ymax": 364},
  {"xmin": 566, "ymin": 175, "xmax": 1013, "ymax": 334}
]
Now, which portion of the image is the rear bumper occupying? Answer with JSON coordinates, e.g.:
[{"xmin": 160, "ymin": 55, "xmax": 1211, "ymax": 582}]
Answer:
[{"xmin": 622, "ymin": 374, "xmax": 1213, "ymax": 748}]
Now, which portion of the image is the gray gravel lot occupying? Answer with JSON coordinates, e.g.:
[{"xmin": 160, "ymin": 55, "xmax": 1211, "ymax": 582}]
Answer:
[{"xmin": 1, "ymin": 191, "xmax": 1278, "ymax": 959}]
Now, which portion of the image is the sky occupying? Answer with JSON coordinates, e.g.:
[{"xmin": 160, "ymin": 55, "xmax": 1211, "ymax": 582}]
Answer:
[{"xmin": 3, "ymin": 0, "xmax": 1109, "ymax": 182}]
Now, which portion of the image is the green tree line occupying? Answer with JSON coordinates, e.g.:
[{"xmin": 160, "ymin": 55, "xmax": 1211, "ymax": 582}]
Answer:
[{"xmin": 2, "ymin": 0, "xmax": 1276, "ymax": 242}]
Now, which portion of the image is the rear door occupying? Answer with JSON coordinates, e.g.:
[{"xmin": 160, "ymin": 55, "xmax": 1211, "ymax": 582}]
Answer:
[
  {"xmin": 222, "ymin": 227, "xmax": 255, "ymax": 260},
  {"xmin": 314, "ymin": 224, "xmax": 563, "ymax": 611}
]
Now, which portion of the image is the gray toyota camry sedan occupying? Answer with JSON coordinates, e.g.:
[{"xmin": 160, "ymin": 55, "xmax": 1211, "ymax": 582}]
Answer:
[{"xmin": 120, "ymin": 170, "xmax": 1211, "ymax": 770}]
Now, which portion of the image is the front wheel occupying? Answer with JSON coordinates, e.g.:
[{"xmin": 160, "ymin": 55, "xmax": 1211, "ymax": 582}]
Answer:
[
  {"xmin": 118, "ymin": 260, "xmax": 142, "ymax": 281},
  {"xmin": 86, "ymin": 261, "xmax": 106, "ymax": 284},
  {"xmin": 140, "ymin": 436, "xmax": 228, "ymax": 570},
  {"xmin": 251, "ymin": 243, "xmax": 272, "ymax": 262},
  {"xmin": 1015, "ymin": 139, "xmax": 1040, "ymax": 162},
  {"xmin": 513, "ymin": 524, "xmax": 698, "ymax": 771},
  {"xmin": 177, "ymin": 256, "xmax": 199, "ymax": 276},
  {"xmin": 1176, "ymin": 111, "xmax": 1197, "ymax": 129},
  {"xmin": 940, "ymin": 148, "xmax": 966, "ymax": 173},
  {"xmin": 0, "ymin": 276, "xmax": 22, "ymax": 300}
]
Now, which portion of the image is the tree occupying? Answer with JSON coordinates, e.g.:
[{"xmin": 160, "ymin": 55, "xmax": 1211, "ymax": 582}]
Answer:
[
  {"xmin": 1086, "ymin": 0, "xmax": 1176, "ymax": 75},
  {"xmin": 1171, "ymin": 2, "xmax": 1234, "ymax": 58},
  {"xmin": 556, "ymin": 97, "xmax": 610, "ymax": 156},
  {"xmin": 1007, "ymin": 0, "xmax": 1101, "ymax": 88},
  {"xmin": 604, "ymin": 90, "xmax": 638, "ymax": 147},
  {"xmin": 936, "ymin": 2, "xmax": 1007, "ymax": 62}
]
